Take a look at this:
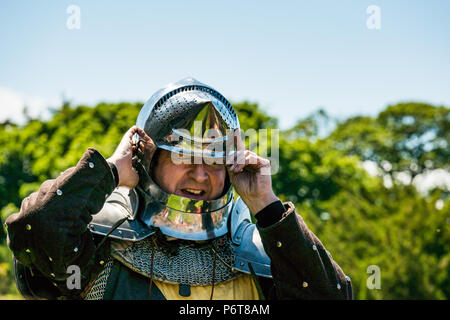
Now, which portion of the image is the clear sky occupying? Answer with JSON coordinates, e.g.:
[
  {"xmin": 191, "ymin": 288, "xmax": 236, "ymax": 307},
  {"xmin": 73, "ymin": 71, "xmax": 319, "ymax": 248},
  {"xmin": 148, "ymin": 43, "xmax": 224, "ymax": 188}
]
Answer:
[{"xmin": 1, "ymin": 0, "xmax": 449, "ymax": 128}]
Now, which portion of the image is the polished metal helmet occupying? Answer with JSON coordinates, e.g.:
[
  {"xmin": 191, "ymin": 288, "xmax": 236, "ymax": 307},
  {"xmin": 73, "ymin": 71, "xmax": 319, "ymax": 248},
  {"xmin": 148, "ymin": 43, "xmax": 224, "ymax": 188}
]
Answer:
[{"xmin": 135, "ymin": 77, "xmax": 240, "ymax": 241}]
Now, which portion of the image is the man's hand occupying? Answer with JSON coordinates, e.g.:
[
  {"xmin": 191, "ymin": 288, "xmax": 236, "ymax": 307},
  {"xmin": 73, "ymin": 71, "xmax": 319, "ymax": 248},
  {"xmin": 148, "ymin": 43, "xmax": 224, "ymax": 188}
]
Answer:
[
  {"xmin": 107, "ymin": 126, "xmax": 155, "ymax": 188},
  {"xmin": 226, "ymin": 130, "xmax": 278, "ymax": 215}
]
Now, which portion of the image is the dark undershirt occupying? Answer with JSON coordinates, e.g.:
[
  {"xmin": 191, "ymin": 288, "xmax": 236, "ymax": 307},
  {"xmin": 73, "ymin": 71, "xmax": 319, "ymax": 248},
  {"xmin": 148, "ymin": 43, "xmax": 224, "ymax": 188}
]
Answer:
[{"xmin": 254, "ymin": 200, "xmax": 286, "ymax": 228}]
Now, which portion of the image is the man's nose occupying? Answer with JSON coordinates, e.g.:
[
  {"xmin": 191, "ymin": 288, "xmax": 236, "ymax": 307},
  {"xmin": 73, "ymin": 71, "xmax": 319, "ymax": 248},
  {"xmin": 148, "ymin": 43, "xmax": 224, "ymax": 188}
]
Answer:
[{"xmin": 188, "ymin": 164, "xmax": 208, "ymax": 183}]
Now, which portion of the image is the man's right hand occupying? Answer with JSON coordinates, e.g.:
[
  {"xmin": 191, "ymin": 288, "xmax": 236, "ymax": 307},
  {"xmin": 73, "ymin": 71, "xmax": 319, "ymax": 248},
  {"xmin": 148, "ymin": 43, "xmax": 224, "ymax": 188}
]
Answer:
[{"xmin": 107, "ymin": 126, "xmax": 155, "ymax": 189}]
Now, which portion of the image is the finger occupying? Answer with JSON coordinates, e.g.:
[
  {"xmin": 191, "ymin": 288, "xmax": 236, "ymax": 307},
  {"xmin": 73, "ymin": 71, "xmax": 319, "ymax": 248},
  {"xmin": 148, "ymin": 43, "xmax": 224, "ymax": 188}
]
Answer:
[
  {"xmin": 138, "ymin": 129, "xmax": 156, "ymax": 151},
  {"xmin": 128, "ymin": 126, "xmax": 140, "ymax": 139},
  {"xmin": 234, "ymin": 129, "xmax": 245, "ymax": 152},
  {"xmin": 225, "ymin": 149, "xmax": 242, "ymax": 168},
  {"xmin": 232, "ymin": 151, "xmax": 255, "ymax": 172},
  {"xmin": 133, "ymin": 127, "xmax": 151, "ymax": 143},
  {"xmin": 129, "ymin": 127, "xmax": 141, "ymax": 146},
  {"xmin": 225, "ymin": 129, "xmax": 243, "ymax": 166},
  {"xmin": 230, "ymin": 150, "xmax": 245, "ymax": 171},
  {"xmin": 232, "ymin": 152, "xmax": 269, "ymax": 173},
  {"xmin": 114, "ymin": 127, "xmax": 136, "ymax": 156},
  {"xmin": 226, "ymin": 151, "xmax": 235, "ymax": 166},
  {"xmin": 233, "ymin": 150, "xmax": 246, "ymax": 170},
  {"xmin": 246, "ymin": 155, "xmax": 270, "ymax": 173},
  {"xmin": 131, "ymin": 127, "xmax": 155, "ymax": 149}
]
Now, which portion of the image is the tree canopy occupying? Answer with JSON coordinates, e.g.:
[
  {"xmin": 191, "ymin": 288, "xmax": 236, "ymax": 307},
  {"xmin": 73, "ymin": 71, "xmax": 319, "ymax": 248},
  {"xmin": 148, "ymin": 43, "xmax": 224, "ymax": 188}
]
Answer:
[{"xmin": 0, "ymin": 100, "xmax": 448, "ymax": 299}]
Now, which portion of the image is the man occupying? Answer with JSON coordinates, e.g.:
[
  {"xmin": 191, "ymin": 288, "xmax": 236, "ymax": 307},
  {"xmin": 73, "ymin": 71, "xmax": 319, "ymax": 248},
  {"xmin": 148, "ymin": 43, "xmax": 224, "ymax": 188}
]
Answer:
[{"xmin": 5, "ymin": 78, "xmax": 352, "ymax": 300}]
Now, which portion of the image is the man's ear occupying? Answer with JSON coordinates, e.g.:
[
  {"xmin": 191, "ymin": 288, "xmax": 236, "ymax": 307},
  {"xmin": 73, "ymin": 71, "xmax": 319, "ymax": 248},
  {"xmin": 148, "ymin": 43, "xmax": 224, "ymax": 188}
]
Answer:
[{"xmin": 149, "ymin": 148, "xmax": 161, "ymax": 179}]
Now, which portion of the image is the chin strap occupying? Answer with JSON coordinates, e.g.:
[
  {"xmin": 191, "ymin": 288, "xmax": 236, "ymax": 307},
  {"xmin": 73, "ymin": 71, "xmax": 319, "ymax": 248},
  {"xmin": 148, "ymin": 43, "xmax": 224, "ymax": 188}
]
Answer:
[
  {"xmin": 208, "ymin": 238, "xmax": 233, "ymax": 300},
  {"xmin": 93, "ymin": 216, "xmax": 128, "ymax": 255},
  {"xmin": 132, "ymin": 133, "xmax": 152, "ymax": 190},
  {"xmin": 132, "ymin": 155, "xmax": 152, "ymax": 190},
  {"xmin": 247, "ymin": 263, "xmax": 265, "ymax": 300},
  {"xmin": 210, "ymin": 249, "xmax": 217, "ymax": 300}
]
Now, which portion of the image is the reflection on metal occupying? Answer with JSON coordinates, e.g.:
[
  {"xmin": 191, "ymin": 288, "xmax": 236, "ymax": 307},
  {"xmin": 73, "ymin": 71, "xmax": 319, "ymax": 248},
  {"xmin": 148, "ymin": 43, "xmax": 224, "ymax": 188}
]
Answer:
[
  {"xmin": 136, "ymin": 78, "xmax": 239, "ymax": 240},
  {"xmin": 136, "ymin": 77, "xmax": 240, "ymax": 159},
  {"xmin": 139, "ymin": 177, "xmax": 234, "ymax": 241}
]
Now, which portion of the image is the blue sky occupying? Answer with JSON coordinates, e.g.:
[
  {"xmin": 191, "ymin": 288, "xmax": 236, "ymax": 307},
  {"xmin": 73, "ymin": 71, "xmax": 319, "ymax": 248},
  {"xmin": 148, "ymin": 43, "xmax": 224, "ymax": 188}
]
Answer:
[{"xmin": 1, "ymin": 0, "xmax": 449, "ymax": 128}]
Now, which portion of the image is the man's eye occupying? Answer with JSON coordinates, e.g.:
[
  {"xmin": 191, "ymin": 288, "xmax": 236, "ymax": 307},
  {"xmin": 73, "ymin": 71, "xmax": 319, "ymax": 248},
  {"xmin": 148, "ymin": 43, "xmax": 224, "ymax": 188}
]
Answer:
[
  {"xmin": 204, "ymin": 159, "xmax": 225, "ymax": 169},
  {"xmin": 209, "ymin": 163, "xmax": 225, "ymax": 170}
]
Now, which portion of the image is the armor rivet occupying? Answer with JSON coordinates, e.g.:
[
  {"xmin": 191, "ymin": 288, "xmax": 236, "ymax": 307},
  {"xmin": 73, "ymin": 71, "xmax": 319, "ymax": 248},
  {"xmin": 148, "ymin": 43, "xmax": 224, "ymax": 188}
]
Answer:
[
  {"xmin": 73, "ymin": 247, "xmax": 78, "ymax": 252},
  {"xmin": 337, "ymin": 283, "xmax": 341, "ymax": 290},
  {"xmin": 312, "ymin": 245, "xmax": 317, "ymax": 251},
  {"xmin": 99, "ymin": 260, "xmax": 105, "ymax": 265},
  {"xmin": 49, "ymin": 257, "xmax": 53, "ymax": 262},
  {"xmin": 25, "ymin": 249, "xmax": 31, "ymax": 254},
  {"xmin": 345, "ymin": 275, "xmax": 351, "ymax": 282},
  {"xmin": 50, "ymin": 273, "xmax": 55, "ymax": 278},
  {"xmin": 240, "ymin": 262, "xmax": 245, "ymax": 267},
  {"xmin": 25, "ymin": 224, "xmax": 31, "ymax": 231},
  {"xmin": 276, "ymin": 241, "xmax": 282, "ymax": 248},
  {"xmin": 56, "ymin": 189, "xmax": 63, "ymax": 196},
  {"xmin": 89, "ymin": 162, "xmax": 95, "ymax": 168},
  {"xmin": 303, "ymin": 281, "xmax": 308, "ymax": 288},
  {"xmin": 326, "ymin": 250, "xmax": 331, "ymax": 257}
]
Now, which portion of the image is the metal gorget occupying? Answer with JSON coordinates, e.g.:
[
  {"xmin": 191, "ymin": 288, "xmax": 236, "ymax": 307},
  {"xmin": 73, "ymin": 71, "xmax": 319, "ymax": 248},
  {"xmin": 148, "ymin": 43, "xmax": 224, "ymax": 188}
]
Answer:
[{"xmin": 138, "ymin": 179, "xmax": 234, "ymax": 241}]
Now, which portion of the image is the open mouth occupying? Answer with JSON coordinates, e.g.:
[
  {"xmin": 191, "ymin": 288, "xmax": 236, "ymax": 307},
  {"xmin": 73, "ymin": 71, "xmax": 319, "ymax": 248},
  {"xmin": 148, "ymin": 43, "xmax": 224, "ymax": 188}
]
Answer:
[{"xmin": 180, "ymin": 188, "xmax": 207, "ymax": 199}]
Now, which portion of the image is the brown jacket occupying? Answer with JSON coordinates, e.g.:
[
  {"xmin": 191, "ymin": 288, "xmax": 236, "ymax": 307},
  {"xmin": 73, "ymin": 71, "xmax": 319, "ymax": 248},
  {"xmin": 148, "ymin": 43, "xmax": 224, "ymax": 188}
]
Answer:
[{"xmin": 6, "ymin": 148, "xmax": 352, "ymax": 300}]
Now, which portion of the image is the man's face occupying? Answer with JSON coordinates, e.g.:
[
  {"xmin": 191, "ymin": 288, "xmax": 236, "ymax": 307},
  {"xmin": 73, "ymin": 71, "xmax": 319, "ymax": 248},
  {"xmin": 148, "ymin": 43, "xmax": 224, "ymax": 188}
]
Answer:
[{"xmin": 153, "ymin": 150, "xmax": 226, "ymax": 200}]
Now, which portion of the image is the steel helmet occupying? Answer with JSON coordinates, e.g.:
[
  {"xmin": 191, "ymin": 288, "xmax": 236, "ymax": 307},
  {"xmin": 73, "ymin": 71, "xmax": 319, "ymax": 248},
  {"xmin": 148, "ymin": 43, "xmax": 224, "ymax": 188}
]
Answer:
[{"xmin": 135, "ymin": 77, "xmax": 240, "ymax": 240}]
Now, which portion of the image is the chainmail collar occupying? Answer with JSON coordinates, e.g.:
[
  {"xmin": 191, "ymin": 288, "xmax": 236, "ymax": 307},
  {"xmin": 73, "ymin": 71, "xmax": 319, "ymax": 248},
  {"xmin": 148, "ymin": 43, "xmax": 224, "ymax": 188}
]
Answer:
[{"xmin": 110, "ymin": 231, "xmax": 239, "ymax": 286}]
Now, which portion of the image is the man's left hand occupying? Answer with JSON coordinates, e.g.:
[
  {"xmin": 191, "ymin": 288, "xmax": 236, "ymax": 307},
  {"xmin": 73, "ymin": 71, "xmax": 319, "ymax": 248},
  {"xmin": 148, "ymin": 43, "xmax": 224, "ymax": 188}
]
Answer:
[{"xmin": 226, "ymin": 130, "xmax": 278, "ymax": 215}]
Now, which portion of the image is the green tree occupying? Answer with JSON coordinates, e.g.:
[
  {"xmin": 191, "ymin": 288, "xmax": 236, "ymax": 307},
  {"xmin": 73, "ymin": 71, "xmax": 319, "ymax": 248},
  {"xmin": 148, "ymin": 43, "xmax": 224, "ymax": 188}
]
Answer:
[
  {"xmin": 0, "ymin": 100, "xmax": 448, "ymax": 300},
  {"xmin": 328, "ymin": 102, "xmax": 449, "ymax": 179}
]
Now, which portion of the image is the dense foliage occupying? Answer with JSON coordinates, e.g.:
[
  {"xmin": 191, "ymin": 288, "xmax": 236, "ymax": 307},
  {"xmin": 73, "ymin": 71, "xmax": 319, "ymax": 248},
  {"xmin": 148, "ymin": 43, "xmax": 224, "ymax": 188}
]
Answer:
[{"xmin": 0, "ymin": 100, "xmax": 448, "ymax": 299}]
